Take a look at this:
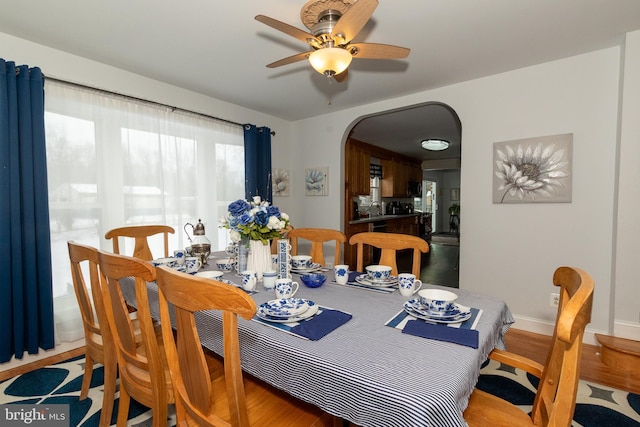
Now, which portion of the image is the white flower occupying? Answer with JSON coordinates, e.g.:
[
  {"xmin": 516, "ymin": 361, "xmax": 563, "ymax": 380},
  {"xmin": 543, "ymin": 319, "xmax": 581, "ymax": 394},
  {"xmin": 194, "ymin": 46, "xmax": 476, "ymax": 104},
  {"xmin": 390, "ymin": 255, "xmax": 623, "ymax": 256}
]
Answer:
[
  {"xmin": 495, "ymin": 143, "xmax": 569, "ymax": 203},
  {"xmin": 252, "ymin": 195, "xmax": 262, "ymax": 206},
  {"xmin": 218, "ymin": 216, "xmax": 228, "ymax": 227},
  {"xmin": 229, "ymin": 230, "xmax": 241, "ymax": 243},
  {"xmin": 281, "ymin": 212, "xmax": 289, "ymax": 221},
  {"xmin": 267, "ymin": 216, "xmax": 283, "ymax": 230}
]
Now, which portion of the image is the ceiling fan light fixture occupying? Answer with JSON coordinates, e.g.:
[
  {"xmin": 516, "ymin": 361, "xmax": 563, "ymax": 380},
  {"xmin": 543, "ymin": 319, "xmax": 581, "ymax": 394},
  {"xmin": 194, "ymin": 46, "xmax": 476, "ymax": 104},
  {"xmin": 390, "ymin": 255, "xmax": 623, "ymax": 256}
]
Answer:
[
  {"xmin": 309, "ymin": 47, "xmax": 352, "ymax": 76},
  {"xmin": 421, "ymin": 139, "xmax": 450, "ymax": 151}
]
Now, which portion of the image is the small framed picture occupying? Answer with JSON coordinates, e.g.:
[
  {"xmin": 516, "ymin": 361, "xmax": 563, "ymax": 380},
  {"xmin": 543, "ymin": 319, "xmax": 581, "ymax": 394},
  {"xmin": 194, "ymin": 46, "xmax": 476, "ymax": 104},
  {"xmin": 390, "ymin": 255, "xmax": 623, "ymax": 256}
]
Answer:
[
  {"xmin": 272, "ymin": 168, "xmax": 289, "ymax": 197},
  {"xmin": 305, "ymin": 167, "xmax": 328, "ymax": 196},
  {"xmin": 450, "ymin": 188, "xmax": 460, "ymax": 201}
]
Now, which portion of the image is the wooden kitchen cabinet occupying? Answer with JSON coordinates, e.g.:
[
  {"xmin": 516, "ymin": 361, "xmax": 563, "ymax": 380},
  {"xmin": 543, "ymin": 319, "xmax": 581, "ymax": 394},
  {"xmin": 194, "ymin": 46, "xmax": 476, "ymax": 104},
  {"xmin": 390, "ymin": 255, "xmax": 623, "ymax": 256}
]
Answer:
[
  {"xmin": 382, "ymin": 158, "xmax": 413, "ymax": 197},
  {"xmin": 344, "ymin": 221, "xmax": 372, "ymax": 270},
  {"xmin": 410, "ymin": 163, "xmax": 422, "ymax": 183},
  {"xmin": 346, "ymin": 139, "xmax": 371, "ymax": 196},
  {"xmin": 386, "ymin": 215, "xmax": 419, "ymax": 236}
]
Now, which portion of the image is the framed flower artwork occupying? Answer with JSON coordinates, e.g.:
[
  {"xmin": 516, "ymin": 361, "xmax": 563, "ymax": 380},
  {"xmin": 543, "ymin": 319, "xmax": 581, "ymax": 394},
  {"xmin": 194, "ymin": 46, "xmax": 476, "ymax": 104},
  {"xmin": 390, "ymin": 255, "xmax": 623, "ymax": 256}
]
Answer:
[
  {"xmin": 305, "ymin": 167, "xmax": 328, "ymax": 196},
  {"xmin": 493, "ymin": 133, "xmax": 572, "ymax": 203},
  {"xmin": 272, "ymin": 168, "xmax": 289, "ymax": 197}
]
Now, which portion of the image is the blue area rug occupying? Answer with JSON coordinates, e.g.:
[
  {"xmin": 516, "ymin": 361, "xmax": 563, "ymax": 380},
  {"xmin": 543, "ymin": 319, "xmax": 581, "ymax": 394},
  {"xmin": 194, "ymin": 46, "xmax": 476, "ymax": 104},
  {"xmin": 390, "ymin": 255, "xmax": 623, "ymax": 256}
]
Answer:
[
  {"xmin": 0, "ymin": 356, "xmax": 175, "ymax": 426},
  {"xmin": 1, "ymin": 355, "xmax": 639, "ymax": 426},
  {"xmin": 477, "ymin": 359, "xmax": 640, "ymax": 426}
]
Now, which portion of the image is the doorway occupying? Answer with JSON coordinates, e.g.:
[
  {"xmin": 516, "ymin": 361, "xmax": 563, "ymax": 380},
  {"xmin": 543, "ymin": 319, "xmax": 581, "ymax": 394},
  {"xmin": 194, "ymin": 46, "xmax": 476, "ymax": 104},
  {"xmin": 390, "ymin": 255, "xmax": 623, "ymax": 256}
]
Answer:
[
  {"xmin": 424, "ymin": 179, "xmax": 437, "ymax": 231},
  {"xmin": 345, "ymin": 102, "xmax": 461, "ymax": 288}
]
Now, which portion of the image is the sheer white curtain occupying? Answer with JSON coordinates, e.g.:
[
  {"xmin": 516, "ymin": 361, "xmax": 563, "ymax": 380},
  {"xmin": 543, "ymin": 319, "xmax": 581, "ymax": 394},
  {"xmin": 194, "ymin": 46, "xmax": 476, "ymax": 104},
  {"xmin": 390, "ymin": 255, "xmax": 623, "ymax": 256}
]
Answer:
[{"xmin": 44, "ymin": 80, "xmax": 244, "ymax": 342}]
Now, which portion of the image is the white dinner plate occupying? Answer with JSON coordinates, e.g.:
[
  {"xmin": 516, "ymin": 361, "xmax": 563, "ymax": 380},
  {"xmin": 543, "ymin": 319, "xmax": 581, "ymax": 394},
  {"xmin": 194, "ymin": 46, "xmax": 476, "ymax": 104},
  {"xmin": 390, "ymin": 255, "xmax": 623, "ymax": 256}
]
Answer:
[
  {"xmin": 256, "ymin": 301, "xmax": 318, "ymax": 323},
  {"xmin": 355, "ymin": 274, "xmax": 398, "ymax": 287},
  {"xmin": 403, "ymin": 304, "xmax": 472, "ymax": 324},
  {"xmin": 195, "ymin": 271, "xmax": 225, "ymax": 280},
  {"xmin": 259, "ymin": 298, "xmax": 310, "ymax": 318},
  {"xmin": 291, "ymin": 263, "xmax": 323, "ymax": 273},
  {"xmin": 404, "ymin": 299, "xmax": 469, "ymax": 319}
]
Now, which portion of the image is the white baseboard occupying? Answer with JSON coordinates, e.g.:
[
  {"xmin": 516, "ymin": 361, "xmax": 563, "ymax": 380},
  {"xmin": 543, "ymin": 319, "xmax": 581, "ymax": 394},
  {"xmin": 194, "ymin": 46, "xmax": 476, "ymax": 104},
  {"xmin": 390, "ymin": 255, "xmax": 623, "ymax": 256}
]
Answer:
[
  {"xmin": 613, "ymin": 321, "xmax": 640, "ymax": 341},
  {"xmin": 510, "ymin": 314, "xmax": 608, "ymax": 346}
]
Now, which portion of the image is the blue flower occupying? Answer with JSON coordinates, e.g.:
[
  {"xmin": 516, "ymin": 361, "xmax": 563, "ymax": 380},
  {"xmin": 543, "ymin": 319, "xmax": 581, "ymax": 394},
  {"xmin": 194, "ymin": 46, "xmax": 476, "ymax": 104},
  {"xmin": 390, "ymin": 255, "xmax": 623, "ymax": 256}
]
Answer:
[
  {"xmin": 238, "ymin": 212, "xmax": 253, "ymax": 226},
  {"xmin": 266, "ymin": 205, "xmax": 280, "ymax": 217},
  {"xmin": 254, "ymin": 210, "xmax": 269, "ymax": 226},
  {"xmin": 228, "ymin": 199, "xmax": 250, "ymax": 216}
]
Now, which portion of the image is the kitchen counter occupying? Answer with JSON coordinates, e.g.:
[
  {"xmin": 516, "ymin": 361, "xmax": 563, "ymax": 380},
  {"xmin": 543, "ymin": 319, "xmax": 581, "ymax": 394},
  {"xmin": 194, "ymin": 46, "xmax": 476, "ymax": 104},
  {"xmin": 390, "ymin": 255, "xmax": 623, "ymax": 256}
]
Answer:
[{"xmin": 348, "ymin": 213, "xmax": 420, "ymax": 225}]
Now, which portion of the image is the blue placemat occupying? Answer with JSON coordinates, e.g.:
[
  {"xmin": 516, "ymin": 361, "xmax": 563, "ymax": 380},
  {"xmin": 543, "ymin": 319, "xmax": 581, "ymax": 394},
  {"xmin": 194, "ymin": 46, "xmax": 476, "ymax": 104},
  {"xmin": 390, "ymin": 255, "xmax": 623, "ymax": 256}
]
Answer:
[
  {"xmin": 403, "ymin": 320, "xmax": 479, "ymax": 348},
  {"xmin": 253, "ymin": 306, "xmax": 352, "ymax": 340},
  {"xmin": 291, "ymin": 309, "xmax": 352, "ymax": 340},
  {"xmin": 385, "ymin": 307, "xmax": 482, "ymax": 348}
]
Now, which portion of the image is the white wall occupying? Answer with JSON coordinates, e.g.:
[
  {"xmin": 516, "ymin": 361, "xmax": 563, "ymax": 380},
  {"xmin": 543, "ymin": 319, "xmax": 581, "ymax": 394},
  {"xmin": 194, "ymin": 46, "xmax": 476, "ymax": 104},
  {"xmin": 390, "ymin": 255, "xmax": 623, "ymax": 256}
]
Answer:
[
  {"xmin": 4, "ymin": 29, "xmax": 639, "ymax": 342},
  {"xmin": 291, "ymin": 43, "xmax": 639, "ymax": 341},
  {"xmin": 614, "ymin": 30, "xmax": 640, "ymax": 336}
]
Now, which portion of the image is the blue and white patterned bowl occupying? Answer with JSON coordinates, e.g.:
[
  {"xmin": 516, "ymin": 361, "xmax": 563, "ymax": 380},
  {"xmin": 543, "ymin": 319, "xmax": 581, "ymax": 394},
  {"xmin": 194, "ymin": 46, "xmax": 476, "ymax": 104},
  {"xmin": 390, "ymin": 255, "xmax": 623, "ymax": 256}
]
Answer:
[
  {"xmin": 216, "ymin": 258, "xmax": 236, "ymax": 271},
  {"xmin": 365, "ymin": 265, "xmax": 392, "ymax": 282},
  {"xmin": 417, "ymin": 289, "xmax": 458, "ymax": 313},
  {"xmin": 151, "ymin": 257, "xmax": 177, "ymax": 268}
]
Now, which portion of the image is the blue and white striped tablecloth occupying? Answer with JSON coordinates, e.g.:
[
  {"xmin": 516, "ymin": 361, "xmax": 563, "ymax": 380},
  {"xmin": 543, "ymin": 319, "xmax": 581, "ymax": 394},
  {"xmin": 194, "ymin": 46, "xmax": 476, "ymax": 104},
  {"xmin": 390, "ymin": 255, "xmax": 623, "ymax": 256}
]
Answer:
[{"xmin": 128, "ymin": 263, "xmax": 514, "ymax": 427}]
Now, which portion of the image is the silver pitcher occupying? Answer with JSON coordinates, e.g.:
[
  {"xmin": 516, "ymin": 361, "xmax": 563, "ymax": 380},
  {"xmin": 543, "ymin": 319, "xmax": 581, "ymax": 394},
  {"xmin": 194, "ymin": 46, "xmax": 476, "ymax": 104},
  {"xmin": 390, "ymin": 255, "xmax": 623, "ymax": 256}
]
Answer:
[{"xmin": 184, "ymin": 219, "xmax": 211, "ymax": 265}]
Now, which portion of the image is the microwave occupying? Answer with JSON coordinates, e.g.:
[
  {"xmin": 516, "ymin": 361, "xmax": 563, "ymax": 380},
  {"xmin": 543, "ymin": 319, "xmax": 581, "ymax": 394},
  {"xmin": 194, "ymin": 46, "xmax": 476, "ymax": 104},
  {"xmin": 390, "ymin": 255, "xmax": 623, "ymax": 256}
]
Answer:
[{"xmin": 407, "ymin": 181, "xmax": 421, "ymax": 197}]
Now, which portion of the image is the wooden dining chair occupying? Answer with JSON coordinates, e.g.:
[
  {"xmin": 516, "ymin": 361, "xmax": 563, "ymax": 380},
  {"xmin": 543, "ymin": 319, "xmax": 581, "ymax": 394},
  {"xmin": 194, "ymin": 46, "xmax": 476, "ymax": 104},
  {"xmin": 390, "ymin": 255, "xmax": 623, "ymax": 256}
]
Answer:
[
  {"xmin": 464, "ymin": 266, "xmax": 594, "ymax": 427},
  {"xmin": 105, "ymin": 225, "xmax": 175, "ymax": 261},
  {"xmin": 349, "ymin": 231, "xmax": 429, "ymax": 276},
  {"xmin": 156, "ymin": 266, "xmax": 334, "ymax": 426},
  {"xmin": 98, "ymin": 250, "xmax": 174, "ymax": 427},
  {"xmin": 287, "ymin": 227, "xmax": 347, "ymax": 266},
  {"xmin": 67, "ymin": 241, "xmax": 117, "ymax": 427}
]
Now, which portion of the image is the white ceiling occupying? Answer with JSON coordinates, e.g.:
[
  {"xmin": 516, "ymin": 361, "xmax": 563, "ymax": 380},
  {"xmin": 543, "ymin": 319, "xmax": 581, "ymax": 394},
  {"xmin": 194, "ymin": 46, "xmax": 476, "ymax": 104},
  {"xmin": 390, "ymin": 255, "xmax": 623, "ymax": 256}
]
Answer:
[{"xmin": 2, "ymin": 0, "xmax": 640, "ymax": 161}]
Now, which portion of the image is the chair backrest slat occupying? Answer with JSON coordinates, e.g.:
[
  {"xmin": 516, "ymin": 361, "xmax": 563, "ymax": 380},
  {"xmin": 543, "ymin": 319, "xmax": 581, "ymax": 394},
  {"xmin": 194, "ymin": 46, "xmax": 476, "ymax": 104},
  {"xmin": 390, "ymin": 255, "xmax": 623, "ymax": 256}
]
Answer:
[
  {"xmin": 105, "ymin": 225, "xmax": 175, "ymax": 260},
  {"xmin": 288, "ymin": 227, "xmax": 347, "ymax": 266},
  {"xmin": 349, "ymin": 231, "xmax": 429, "ymax": 276}
]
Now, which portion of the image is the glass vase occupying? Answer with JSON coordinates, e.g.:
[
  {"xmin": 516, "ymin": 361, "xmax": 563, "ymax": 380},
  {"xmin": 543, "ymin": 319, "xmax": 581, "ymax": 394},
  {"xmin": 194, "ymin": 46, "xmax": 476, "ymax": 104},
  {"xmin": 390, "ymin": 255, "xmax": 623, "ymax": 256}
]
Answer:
[
  {"xmin": 236, "ymin": 238, "xmax": 249, "ymax": 274},
  {"xmin": 247, "ymin": 239, "xmax": 272, "ymax": 281}
]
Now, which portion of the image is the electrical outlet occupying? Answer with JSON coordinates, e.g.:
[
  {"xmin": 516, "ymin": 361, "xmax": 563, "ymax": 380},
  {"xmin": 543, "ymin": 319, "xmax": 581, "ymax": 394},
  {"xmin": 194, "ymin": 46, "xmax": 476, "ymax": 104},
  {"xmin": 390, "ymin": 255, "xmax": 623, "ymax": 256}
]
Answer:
[{"xmin": 550, "ymin": 293, "xmax": 560, "ymax": 307}]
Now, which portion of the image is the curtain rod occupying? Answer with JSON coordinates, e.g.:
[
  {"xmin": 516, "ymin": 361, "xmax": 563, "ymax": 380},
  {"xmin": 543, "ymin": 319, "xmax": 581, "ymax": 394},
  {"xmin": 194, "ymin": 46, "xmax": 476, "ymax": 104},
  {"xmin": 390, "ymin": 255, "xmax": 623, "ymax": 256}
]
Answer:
[{"xmin": 44, "ymin": 76, "xmax": 275, "ymax": 136}]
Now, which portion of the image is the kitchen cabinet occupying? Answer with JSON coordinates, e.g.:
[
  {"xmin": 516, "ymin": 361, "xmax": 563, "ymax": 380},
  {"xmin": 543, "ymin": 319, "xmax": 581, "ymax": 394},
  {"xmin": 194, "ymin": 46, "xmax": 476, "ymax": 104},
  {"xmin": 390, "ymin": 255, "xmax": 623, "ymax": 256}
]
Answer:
[
  {"xmin": 344, "ymin": 221, "xmax": 372, "ymax": 269},
  {"xmin": 382, "ymin": 158, "xmax": 421, "ymax": 197},
  {"xmin": 345, "ymin": 140, "xmax": 370, "ymax": 196},
  {"xmin": 386, "ymin": 215, "xmax": 419, "ymax": 236}
]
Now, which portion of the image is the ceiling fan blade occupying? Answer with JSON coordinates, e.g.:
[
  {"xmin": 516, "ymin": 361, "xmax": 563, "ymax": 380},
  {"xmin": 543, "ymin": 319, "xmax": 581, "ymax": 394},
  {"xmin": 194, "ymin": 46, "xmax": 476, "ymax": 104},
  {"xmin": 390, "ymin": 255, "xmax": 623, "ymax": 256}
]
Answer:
[
  {"xmin": 348, "ymin": 43, "xmax": 410, "ymax": 59},
  {"xmin": 255, "ymin": 15, "xmax": 320, "ymax": 46},
  {"xmin": 266, "ymin": 51, "xmax": 312, "ymax": 68},
  {"xmin": 333, "ymin": 68, "xmax": 349, "ymax": 83},
  {"xmin": 331, "ymin": 0, "xmax": 379, "ymax": 45}
]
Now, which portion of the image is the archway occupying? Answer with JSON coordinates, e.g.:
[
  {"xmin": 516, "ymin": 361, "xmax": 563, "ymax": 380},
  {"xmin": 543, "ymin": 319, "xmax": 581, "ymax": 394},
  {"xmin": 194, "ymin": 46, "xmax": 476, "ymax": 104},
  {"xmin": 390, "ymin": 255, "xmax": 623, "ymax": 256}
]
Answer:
[{"xmin": 343, "ymin": 102, "xmax": 462, "ymax": 287}]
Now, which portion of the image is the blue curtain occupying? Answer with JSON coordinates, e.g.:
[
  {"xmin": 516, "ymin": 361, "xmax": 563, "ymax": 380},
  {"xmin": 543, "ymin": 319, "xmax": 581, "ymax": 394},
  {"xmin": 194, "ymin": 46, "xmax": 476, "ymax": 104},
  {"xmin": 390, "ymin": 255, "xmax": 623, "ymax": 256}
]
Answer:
[
  {"xmin": 0, "ymin": 59, "xmax": 55, "ymax": 363},
  {"xmin": 243, "ymin": 124, "xmax": 272, "ymax": 203}
]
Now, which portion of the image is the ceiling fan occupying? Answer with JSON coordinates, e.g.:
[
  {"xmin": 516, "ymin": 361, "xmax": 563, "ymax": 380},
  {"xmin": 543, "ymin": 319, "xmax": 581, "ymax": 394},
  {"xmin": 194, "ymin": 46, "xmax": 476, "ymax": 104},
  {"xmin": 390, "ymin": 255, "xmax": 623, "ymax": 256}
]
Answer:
[{"xmin": 255, "ymin": 0, "xmax": 410, "ymax": 82}]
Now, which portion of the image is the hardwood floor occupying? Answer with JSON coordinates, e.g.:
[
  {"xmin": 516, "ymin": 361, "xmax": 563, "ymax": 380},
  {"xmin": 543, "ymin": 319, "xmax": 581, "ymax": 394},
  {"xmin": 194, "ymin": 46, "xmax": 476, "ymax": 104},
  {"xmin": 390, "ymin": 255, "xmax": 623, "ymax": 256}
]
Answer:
[
  {"xmin": 505, "ymin": 328, "xmax": 640, "ymax": 395},
  {"xmin": 396, "ymin": 241, "xmax": 460, "ymax": 288}
]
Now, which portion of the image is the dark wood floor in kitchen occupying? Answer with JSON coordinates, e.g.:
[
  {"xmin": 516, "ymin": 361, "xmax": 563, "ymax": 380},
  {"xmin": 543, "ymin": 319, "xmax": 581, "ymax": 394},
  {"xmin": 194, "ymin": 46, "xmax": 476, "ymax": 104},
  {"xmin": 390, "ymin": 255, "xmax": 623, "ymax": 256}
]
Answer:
[{"xmin": 397, "ymin": 241, "xmax": 460, "ymax": 288}]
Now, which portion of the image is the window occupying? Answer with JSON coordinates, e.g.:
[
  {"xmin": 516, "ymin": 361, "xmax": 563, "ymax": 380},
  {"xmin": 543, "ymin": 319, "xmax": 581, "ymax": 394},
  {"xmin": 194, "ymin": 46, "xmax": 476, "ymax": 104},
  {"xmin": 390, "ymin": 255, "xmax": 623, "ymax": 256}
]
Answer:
[{"xmin": 44, "ymin": 81, "xmax": 244, "ymax": 302}]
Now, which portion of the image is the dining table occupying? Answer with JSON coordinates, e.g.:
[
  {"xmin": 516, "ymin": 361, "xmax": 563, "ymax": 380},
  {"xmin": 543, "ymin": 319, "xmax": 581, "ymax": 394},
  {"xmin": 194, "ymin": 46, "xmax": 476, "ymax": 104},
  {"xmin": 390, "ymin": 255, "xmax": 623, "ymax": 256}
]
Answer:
[{"xmin": 124, "ymin": 251, "xmax": 514, "ymax": 427}]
